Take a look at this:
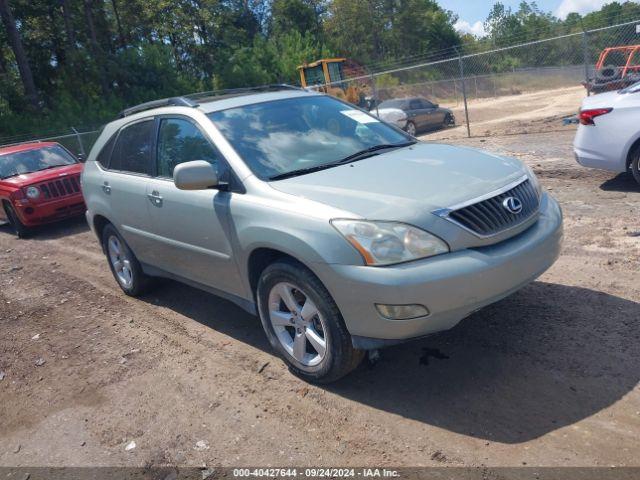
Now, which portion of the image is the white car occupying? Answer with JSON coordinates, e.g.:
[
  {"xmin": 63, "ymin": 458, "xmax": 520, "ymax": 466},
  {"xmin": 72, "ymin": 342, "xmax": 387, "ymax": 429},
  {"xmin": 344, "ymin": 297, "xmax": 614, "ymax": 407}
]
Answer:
[
  {"xmin": 371, "ymin": 107, "xmax": 408, "ymax": 130},
  {"xmin": 574, "ymin": 81, "xmax": 640, "ymax": 184}
]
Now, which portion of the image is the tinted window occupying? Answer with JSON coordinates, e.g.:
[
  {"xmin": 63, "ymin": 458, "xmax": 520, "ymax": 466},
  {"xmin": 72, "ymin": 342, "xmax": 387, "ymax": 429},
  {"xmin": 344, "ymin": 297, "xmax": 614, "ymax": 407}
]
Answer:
[
  {"xmin": 378, "ymin": 99, "xmax": 407, "ymax": 110},
  {"xmin": 421, "ymin": 99, "xmax": 435, "ymax": 108},
  {"xmin": 111, "ymin": 120, "xmax": 154, "ymax": 174},
  {"xmin": 208, "ymin": 96, "xmax": 410, "ymax": 180},
  {"xmin": 96, "ymin": 133, "xmax": 117, "ymax": 168},
  {"xmin": 409, "ymin": 99, "xmax": 422, "ymax": 110},
  {"xmin": 157, "ymin": 118, "xmax": 221, "ymax": 178}
]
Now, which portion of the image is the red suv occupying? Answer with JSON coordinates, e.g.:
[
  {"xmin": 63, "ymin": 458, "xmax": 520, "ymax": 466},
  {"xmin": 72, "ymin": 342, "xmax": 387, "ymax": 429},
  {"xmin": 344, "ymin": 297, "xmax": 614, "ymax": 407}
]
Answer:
[{"xmin": 0, "ymin": 141, "xmax": 85, "ymax": 237}]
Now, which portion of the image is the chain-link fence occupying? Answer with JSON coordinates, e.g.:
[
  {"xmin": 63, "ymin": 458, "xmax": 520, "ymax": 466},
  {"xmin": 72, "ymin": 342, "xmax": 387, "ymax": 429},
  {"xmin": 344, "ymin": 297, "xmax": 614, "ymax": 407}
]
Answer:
[
  {"xmin": 326, "ymin": 17, "xmax": 640, "ymax": 139},
  {"xmin": 0, "ymin": 128, "xmax": 100, "ymax": 157}
]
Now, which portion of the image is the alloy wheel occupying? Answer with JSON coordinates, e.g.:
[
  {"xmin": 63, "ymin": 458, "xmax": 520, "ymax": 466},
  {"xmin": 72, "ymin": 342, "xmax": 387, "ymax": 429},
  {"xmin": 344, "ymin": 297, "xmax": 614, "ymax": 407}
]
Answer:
[
  {"xmin": 268, "ymin": 282, "xmax": 328, "ymax": 367},
  {"xmin": 107, "ymin": 235, "xmax": 133, "ymax": 288}
]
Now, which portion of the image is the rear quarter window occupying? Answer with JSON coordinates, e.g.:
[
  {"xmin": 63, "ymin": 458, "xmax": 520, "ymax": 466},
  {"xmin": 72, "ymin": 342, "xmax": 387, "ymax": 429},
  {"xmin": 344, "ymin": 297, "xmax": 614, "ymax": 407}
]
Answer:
[{"xmin": 96, "ymin": 133, "xmax": 117, "ymax": 169}]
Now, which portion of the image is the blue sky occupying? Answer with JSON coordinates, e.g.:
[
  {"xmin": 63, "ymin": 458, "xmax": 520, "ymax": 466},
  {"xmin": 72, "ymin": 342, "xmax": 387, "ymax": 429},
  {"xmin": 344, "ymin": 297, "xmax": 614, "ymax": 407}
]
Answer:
[{"xmin": 440, "ymin": 0, "xmax": 620, "ymax": 35}]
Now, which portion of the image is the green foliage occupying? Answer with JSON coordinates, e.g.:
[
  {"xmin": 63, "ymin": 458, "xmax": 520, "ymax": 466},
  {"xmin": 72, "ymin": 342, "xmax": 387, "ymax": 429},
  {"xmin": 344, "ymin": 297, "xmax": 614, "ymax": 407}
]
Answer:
[{"xmin": 1, "ymin": 0, "xmax": 640, "ymax": 137}]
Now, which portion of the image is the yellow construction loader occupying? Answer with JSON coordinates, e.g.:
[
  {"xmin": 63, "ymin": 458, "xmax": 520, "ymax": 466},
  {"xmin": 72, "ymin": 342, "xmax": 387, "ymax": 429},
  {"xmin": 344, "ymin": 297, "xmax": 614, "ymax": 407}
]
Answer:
[{"xmin": 297, "ymin": 58, "xmax": 370, "ymax": 107}]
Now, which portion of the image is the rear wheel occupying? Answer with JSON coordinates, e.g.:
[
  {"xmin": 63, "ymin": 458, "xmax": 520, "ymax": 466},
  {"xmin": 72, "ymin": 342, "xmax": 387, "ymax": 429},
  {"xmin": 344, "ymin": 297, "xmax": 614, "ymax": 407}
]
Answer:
[
  {"xmin": 405, "ymin": 121, "xmax": 417, "ymax": 137},
  {"xmin": 631, "ymin": 147, "xmax": 640, "ymax": 186},
  {"xmin": 102, "ymin": 224, "xmax": 153, "ymax": 296},
  {"xmin": 257, "ymin": 260, "xmax": 364, "ymax": 383},
  {"xmin": 4, "ymin": 202, "xmax": 30, "ymax": 238}
]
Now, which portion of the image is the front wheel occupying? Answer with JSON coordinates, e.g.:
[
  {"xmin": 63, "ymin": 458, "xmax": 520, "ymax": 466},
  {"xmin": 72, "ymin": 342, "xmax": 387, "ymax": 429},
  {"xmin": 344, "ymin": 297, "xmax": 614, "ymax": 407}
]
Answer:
[
  {"xmin": 257, "ymin": 260, "xmax": 364, "ymax": 383},
  {"xmin": 443, "ymin": 113, "xmax": 455, "ymax": 127},
  {"xmin": 405, "ymin": 121, "xmax": 417, "ymax": 137},
  {"xmin": 631, "ymin": 147, "xmax": 640, "ymax": 186},
  {"xmin": 4, "ymin": 202, "xmax": 30, "ymax": 238}
]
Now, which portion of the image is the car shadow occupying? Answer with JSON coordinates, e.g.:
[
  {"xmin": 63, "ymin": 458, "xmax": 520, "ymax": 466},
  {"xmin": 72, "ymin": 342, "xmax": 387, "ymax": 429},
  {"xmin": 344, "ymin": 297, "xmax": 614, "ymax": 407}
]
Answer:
[
  {"xmin": 141, "ymin": 280, "xmax": 640, "ymax": 444},
  {"xmin": 0, "ymin": 215, "xmax": 89, "ymax": 240},
  {"xmin": 600, "ymin": 172, "xmax": 640, "ymax": 192}
]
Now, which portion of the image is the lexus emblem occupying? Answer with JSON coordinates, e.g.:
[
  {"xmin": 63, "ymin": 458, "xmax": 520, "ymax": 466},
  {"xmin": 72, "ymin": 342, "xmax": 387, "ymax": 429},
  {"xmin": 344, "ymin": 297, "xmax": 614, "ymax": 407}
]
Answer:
[{"xmin": 502, "ymin": 196, "xmax": 523, "ymax": 214}]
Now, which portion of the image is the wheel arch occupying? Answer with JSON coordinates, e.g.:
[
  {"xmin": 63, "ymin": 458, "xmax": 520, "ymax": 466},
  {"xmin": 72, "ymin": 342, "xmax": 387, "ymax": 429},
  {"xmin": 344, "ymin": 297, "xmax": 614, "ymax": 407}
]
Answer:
[
  {"xmin": 92, "ymin": 214, "xmax": 113, "ymax": 250},
  {"xmin": 247, "ymin": 247, "xmax": 316, "ymax": 298}
]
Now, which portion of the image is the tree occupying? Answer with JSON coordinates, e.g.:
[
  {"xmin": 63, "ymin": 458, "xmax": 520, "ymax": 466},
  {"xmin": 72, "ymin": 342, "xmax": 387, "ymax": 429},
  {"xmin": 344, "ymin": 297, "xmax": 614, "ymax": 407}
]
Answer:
[{"xmin": 0, "ymin": 0, "xmax": 39, "ymax": 108}]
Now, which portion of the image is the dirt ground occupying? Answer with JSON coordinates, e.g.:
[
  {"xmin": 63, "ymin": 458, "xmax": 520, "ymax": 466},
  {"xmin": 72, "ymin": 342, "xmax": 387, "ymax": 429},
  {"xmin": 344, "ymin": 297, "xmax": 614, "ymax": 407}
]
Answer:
[
  {"xmin": 1, "ymin": 128, "xmax": 640, "ymax": 468},
  {"xmin": 434, "ymin": 86, "xmax": 586, "ymax": 139}
]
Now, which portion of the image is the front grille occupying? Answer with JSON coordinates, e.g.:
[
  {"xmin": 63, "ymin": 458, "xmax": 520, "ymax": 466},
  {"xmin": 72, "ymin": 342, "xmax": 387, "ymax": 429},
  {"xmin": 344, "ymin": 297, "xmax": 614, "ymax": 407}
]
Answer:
[
  {"xmin": 442, "ymin": 178, "xmax": 539, "ymax": 237},
  {"xmin": 38, "ymin": 174, "xmax": 82, "ymax": 199}
]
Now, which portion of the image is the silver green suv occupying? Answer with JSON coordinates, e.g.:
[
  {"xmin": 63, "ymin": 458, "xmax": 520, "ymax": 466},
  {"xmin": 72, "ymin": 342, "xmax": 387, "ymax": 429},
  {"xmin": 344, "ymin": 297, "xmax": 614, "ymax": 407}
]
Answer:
[{"xmin": 82, "ymin": 86, "xmax": 563, "ymax": 382}]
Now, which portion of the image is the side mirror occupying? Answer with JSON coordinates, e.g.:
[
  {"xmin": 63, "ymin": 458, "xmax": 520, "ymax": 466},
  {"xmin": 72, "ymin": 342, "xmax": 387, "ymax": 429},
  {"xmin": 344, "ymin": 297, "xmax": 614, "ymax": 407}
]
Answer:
[
  {"xmin": 76, "ymin": 153, "xmax": 86, "ymax": 163},
  {"xmin": 434, "ymin": 104, "xmax": 439, "ymax": 108},
  {"xmin": 173, "ymin": 160, "xmax": 218, "ymax": 190}
]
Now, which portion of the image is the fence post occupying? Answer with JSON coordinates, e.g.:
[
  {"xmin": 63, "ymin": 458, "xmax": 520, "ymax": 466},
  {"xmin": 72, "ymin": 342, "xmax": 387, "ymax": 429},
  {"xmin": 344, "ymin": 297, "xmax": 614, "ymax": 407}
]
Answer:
[
  {"xmin": 71, "ymin": 127, "xmax": 86, "ymax": 158},
  {"xmin": 582, "ymin": 30, "xmax": 591, "ymax": 96},
  {"xmin": 455, "ymin": 48, "xmax": 471, "ymax": 138},
  {"xmin": 369, "ymin": 71, "xmax": 380, "ymax": 118}
]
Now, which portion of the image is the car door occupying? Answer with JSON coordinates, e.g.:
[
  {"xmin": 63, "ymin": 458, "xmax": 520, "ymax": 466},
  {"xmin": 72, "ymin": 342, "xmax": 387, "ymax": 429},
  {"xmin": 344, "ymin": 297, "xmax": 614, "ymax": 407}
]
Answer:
[
  {"xmin": 422, "ymin": 99, "xmax": 445, "ymax": 126},
  {"xmin": 102, "ymin": 118, "xmax": 156, "ymax": 262},
  {"xmin": 145, "ymin": 116, "xmax": 244, "ymax": 297},
  {"xmin": 407, "ymin": 99, "xmax": 426, "ymax": 130}
]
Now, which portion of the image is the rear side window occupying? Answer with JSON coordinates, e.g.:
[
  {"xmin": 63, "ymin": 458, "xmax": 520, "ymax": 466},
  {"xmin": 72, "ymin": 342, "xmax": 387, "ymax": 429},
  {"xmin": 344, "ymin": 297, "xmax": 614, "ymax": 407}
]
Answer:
[
  {"xmin": 110, "ymin": 119, "xmax": 154, "ymax": 174},
  {"xmin": 96, "ymin": 133, "xmax": 117, "ymax": 168}
]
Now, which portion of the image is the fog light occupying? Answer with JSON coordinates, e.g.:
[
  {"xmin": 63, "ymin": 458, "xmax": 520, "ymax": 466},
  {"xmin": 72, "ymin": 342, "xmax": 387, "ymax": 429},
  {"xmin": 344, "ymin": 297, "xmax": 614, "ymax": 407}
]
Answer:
[{"xmin": 375, "ymin": 304, "xmax": 429, "ymax": 320}]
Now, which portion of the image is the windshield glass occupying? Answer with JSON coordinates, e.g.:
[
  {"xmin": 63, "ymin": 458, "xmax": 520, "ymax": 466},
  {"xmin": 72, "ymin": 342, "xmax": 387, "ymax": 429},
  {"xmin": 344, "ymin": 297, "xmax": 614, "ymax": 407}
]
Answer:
[
  {"xmin": 0, "ymin": 145, "xmax": 77, "ymax": 179},
  {"xmin": 207, "ymin": 95, "xmax": 410, "ymax": 180},
  {"xmin": 621, "ymin": 81, "xmax": 640, "ymax": 94}
]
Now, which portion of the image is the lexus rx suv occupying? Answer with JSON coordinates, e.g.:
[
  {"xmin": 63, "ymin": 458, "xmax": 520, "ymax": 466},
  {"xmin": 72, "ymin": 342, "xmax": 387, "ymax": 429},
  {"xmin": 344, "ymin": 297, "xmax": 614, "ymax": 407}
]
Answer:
[{"xmin": 82, "ymin": 86, "xmax": 563, "ymax": 383}]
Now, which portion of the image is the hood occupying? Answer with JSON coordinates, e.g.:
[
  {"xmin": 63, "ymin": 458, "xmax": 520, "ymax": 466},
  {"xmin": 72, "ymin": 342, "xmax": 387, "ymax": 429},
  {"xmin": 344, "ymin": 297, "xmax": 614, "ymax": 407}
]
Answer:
[
  {"xmin": 373, "ymin": 108, "xmax": 407, "ymax": 123},
  {"xmin": 269, "ymin": 142, "xmax": 527, "ymax": 220},
  {"xmin": 0, "ymin": 163, "xmax": 83, "ymax": 187}
]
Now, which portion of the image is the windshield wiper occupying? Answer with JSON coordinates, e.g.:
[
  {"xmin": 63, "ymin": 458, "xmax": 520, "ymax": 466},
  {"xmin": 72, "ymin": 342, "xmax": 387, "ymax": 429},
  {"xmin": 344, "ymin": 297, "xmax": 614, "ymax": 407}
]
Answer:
[
  {"xmin": 1, "ymin": 171, "xmax": 34, "ymax": 179},
  {"xmin": 268, "ymin": 141, "xmax": 416, "ymax": 181},
  {"xmin": 333, "ymin": 141, "xmax": 416, "ymax": 165},
  {"xmin": 269, "ymin": 163, "xmax": 342, "ymax": 181}
]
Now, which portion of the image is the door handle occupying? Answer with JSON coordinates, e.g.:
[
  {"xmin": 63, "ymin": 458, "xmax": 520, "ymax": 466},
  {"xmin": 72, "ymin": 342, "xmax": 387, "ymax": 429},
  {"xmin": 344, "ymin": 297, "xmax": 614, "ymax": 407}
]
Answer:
[
  {"xmin": 147, "ymin": 191, "xmax": 163, "ymax": 207},
  {"xmin": 102, "ymin": 182, "xmax": 111, "ymax": 194}
]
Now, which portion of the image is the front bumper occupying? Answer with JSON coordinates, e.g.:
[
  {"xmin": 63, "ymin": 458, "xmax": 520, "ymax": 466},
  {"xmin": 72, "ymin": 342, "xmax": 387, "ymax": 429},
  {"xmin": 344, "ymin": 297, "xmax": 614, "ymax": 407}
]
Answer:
[
  {"xmin": 14, "ymin": 194, "xmax": 86, "ymax": 226},
  {"xmin": 313, "ymin": 193, "xmax": 563, "ymax": 347}
]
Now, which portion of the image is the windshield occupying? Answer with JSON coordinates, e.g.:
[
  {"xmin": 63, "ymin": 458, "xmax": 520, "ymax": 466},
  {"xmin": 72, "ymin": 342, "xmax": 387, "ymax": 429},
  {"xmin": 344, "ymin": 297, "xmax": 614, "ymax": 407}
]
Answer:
[
  {"xmin": 207, "ymin": 95, "xmax": 411, "ymax": 180},
  {"xmin": 621, "ymin": 80, "xmax": 640, "ymax": 94},
  {"xmin": 0, "ymin": 145, "xmax": 77, "ymax": 179}
]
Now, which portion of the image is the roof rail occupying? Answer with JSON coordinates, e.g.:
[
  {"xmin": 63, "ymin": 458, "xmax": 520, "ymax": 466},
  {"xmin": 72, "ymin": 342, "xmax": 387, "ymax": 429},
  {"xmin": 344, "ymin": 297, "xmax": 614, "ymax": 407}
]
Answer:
[
  {"xmin": 118, "ymin": 96, "xmax": 199, "ymax": 119},
  {"xmin": 116, "ymin": 85, "xmax": 304, "ymax": 120}
]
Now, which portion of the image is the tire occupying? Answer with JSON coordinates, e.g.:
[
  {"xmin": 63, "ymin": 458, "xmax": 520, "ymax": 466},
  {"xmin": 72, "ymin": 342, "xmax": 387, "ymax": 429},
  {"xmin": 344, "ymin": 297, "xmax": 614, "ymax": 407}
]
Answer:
[
  {"xmin": 102, "ymin": 223, "xmax": 153, "ymax": 296},
  {"xmin": 405, "ymin": 121, "xmax": 417, "ymax": 137},
  {"xmin": 443, "ymin": 113, "xmax": 455, "ymax": 127},
  {"xmin": 631, "ymin": 146, "xmax": 640, "ymax": 186},
  {"xmin": 4, "ymin": 202, "xmax": 30, "ymax": 238},
  {"xmin": 256, "ymin": 259, "xmax": 364, "ymax": 383}
]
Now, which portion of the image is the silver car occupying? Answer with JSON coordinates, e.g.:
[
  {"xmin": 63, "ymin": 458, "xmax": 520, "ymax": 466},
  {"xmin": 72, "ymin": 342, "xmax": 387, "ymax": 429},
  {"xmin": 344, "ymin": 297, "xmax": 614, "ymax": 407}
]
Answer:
[{"xmin": 82, "ymin": 87, "xmax": 563, "ymax": 383}]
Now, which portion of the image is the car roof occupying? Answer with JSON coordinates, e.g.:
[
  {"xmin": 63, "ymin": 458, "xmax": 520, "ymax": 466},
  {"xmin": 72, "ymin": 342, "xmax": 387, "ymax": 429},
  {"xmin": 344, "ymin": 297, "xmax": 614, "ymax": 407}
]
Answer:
[
  {"xmin": 105, "ymin": 89, "xmax": 321, "ymax": 131},
  {"xmin": 0, "ymin": 141, "xmax": 59, "ymax": 156},
  {"xmin": 197, "ymin": 89, "xmax": 319, "ymax": 114}
]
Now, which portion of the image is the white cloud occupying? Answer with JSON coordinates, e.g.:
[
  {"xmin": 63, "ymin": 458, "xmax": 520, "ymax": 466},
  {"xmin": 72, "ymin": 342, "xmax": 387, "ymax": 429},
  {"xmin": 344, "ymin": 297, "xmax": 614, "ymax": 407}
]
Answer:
[
  {"xmin": 454, "ymin": 19, "xmax": 486, "ymax": 37},
  {"xmin": 555, "ymin": 0, "xmax": 613, "ymax": 19}
]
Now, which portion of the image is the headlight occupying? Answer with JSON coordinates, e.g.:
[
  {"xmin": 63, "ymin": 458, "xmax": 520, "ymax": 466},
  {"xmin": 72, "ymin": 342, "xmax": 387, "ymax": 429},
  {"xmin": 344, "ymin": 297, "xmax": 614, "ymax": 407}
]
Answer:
[
  {"xmin": 331, "ymin": 220, "xmax": 449, "ymax": 266},
  {"xmin": 25, "ymin": 186, "xmax": 40, "ymax": 199},
  {"xmin": 523, "ymin": 165, "xmax": 542, "ymax": 197}
]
